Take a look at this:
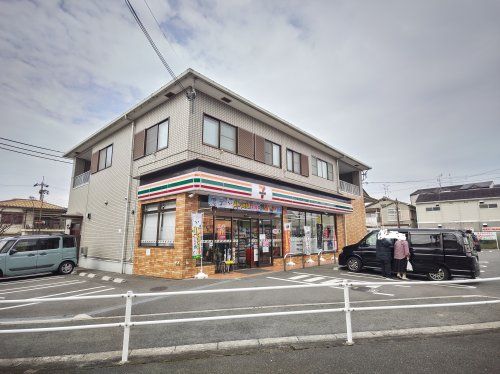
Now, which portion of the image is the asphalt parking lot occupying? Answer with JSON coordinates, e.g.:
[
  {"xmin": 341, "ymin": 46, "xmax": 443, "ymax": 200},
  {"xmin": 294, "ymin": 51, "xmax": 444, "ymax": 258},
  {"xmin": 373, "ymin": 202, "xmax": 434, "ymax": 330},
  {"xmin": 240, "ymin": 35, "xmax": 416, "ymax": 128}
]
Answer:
[{"xmin": 0, "ymin": 250, "xmax": 499, "ymax": 360}]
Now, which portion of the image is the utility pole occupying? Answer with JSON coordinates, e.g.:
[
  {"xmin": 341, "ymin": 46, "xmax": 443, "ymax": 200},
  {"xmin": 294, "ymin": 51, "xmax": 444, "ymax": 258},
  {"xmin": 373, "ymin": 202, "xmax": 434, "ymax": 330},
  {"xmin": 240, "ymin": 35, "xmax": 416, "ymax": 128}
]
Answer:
[
  {"xmin": 395, "ymin": 198, "xmax": 401, "ymax": 228},
  {"xmin": 34, "ymin": 177, "xmax": 49, "ymax": 233}
]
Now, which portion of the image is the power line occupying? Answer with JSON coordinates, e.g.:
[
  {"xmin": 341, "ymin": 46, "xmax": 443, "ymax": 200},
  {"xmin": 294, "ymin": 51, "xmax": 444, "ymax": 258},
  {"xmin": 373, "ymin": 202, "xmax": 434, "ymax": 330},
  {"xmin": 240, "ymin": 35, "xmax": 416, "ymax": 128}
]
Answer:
[
  {"xmin": 0, "ymin": 142, "xmax": 66, "ymax": 159},
  {"xmin": 0, "ymin": 146, "xmax": 72, "ymax": 164},
  {"xmin": 125, "ymin": 0, "xmax": 185, "ymax": 93},
  {"xmin": 142, "ymin": 0, "xmax": 181, "ymax": 60},
  {"xmin": 0, "ymin": 137, "xmax": 64, "ymax": 154}
]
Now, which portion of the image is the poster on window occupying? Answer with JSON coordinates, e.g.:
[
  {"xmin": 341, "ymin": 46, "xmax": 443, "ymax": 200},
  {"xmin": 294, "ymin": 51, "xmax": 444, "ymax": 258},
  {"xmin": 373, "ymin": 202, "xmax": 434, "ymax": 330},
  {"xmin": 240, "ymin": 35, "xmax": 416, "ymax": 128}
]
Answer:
[
  {"xmin": 304, "ymin": 226, "xmax": 311, "ymax": 254},
  {"xmin": 191, "ymin": 213, "xmax": 203, "ymax": 259}
]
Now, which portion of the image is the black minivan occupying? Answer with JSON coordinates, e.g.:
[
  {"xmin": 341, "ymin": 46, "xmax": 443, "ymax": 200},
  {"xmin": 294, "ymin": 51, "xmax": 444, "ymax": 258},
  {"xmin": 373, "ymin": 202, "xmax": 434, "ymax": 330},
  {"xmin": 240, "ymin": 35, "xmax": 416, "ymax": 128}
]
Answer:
[{"xmin": 338, "ymin": 228, "xmax": 480, "ymax": 280}]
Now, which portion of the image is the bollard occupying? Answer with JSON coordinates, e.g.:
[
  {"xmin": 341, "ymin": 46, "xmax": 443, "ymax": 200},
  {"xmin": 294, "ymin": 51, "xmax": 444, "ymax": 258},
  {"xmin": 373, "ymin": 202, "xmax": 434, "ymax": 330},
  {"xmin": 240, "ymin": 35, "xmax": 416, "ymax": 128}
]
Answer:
[
  {"xmin": 343, "ymin": 280, "xmax": 354, "ymax": 345},
  {"xmin": 121, "ymin": 290, "xmax": 134, "ymax": 363}
]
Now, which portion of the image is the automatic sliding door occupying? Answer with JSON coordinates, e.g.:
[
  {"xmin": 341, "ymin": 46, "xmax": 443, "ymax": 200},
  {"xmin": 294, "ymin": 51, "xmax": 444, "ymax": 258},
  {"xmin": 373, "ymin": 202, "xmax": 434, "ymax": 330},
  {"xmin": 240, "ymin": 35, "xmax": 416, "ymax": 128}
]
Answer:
[{"xmin": 259, "ymin": 219, "xmax": 273, "ymax": 266}]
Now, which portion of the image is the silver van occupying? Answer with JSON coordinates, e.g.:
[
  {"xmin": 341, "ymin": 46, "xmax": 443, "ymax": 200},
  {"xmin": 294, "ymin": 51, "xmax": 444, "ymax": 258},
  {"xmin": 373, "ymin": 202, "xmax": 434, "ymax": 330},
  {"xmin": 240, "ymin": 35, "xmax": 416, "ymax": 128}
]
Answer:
[{"xmin": 0, "ymin": 234, "xmax": 78, "ymax": 277}]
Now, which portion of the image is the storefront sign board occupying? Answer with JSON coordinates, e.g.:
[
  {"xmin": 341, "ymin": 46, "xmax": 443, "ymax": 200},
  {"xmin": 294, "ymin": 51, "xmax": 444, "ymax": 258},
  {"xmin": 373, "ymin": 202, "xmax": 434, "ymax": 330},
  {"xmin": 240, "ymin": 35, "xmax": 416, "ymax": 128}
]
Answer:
[
  {"xmin": 483, "ymin": 227, "xmax": 500, "ymax": 232},
  {"xmin": 208, "ymin": 195, "xmax": 281, "ymax": 214}
]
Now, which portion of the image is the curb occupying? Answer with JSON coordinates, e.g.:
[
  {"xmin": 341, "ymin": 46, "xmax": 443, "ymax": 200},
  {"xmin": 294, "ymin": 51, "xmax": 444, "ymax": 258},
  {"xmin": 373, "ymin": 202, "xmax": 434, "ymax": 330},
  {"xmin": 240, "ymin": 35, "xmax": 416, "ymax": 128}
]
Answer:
[{"xmin": 1, "ymin": 321, "xmax": 499, "ymax": 368}]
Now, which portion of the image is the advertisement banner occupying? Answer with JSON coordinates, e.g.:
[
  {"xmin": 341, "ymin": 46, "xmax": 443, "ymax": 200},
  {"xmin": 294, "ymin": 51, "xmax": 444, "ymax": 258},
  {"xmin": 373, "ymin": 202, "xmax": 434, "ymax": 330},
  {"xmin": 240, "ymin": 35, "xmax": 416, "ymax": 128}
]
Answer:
[
  {"xmin": 208, "ymin": 195, "xmax": 281, "ymax": 214},
  {"xmin": 191, "ymin": 213, "xmax": 203, "ymax": 259}
]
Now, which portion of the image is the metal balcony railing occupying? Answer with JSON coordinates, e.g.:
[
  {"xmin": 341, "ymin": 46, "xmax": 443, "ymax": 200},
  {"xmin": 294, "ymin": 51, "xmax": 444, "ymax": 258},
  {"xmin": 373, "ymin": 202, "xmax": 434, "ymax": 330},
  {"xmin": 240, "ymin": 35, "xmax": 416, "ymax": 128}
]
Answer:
[
  {"xmin": 73, "ymin": 170, "xmax": 90, "ymax": 188},
  {"xmin": 339, "ymin": 180, "xmax": 360, "ymax": 196}
]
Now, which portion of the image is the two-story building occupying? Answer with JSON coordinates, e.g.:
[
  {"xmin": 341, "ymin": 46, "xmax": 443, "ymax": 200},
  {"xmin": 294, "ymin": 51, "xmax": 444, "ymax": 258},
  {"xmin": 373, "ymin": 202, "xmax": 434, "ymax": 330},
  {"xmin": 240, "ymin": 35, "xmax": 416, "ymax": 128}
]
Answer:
[
  {"xmin": 64, "ymin": 69, "xmax": 370, "ymax": 278},
  {"xmin": 410, "ymin": 181, "xmax": 500, "ymax": 231},
  {"xmin": 365, "ymin": 197, "xmax": 417, "ymax": 229}
]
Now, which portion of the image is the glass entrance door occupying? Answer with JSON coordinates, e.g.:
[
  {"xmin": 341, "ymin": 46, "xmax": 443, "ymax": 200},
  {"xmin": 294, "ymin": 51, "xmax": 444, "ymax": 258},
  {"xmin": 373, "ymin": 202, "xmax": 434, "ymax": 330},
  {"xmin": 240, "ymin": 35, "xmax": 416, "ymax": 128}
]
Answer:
[
  {"xmin": 259, "ymin": 219, "xmax": 273, "ymax": 266},
  {"xmin": 234, "ymin": 219, "xmax": 251, "ymax": 268}
]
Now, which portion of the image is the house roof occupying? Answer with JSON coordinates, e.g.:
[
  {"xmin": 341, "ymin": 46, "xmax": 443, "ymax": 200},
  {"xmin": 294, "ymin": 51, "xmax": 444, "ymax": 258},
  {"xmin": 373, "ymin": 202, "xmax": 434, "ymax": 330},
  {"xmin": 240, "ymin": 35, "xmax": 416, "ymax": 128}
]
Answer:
[
  {"xmin": 410, "ymin": 181, "xmax": 493, "ymax": 196},
  {"xmin": 415, "ymin": 187, "xmax": 500, "ymax": 203},
  {"xmin": 63, "ymin": 69, "xmax": 370, "ymax": 171},
  {"xmin": 0, "ymin": 199, "xmax": 66, "ymax": 211},
  {"xmin": 365, "ymin": 197, "xmax": 415, "ymax": 210}
]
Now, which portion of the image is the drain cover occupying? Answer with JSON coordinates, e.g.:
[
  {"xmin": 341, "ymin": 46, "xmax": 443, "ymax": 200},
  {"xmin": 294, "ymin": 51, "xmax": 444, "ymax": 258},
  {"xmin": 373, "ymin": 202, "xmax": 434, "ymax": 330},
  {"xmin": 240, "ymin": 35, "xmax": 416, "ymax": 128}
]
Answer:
[{"xmin": 150, "ymin": 286, "xmax": 168, "ymax": 292}]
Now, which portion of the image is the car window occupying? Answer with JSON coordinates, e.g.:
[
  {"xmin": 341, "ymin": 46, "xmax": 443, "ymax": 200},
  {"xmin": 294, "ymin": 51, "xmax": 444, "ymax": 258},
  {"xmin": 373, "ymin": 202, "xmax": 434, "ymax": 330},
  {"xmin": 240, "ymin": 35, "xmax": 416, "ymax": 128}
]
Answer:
[
  {"xmin": 410, "ymin": 233, "xmax": 441, "ymax": 248},
  {"xmin": 39, "ymin": 237, "xmax": 60, "ymax": 250},
  {"xmin": 63, "ymin": 237, "xmax": 76, "ymax": 248},
  {"xmin": 443, "ymin": 233, "xmax": 461, "ymax": 251},
  {"xmin": 0, "ymin": 239, "xmax": 16, "ymax": 254},
  {"xmin": 365, "ymin": 231, "xmax": 378, "ymax": 246},
  {"xmin": 13, "ymin": 239, "xmax": 38, "ymax": 252}
]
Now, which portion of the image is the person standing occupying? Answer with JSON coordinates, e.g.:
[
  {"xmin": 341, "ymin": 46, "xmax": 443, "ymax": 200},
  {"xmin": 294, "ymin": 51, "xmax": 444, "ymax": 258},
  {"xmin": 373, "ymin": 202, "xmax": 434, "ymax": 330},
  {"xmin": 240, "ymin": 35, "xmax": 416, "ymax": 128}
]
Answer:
[
  {"xmin": 376, "ymin": 230, "xmax": 394, "ymax": 279},
  {"xmin": 394, "ymin": 233, "xmax": 410, "ymax": 279}
]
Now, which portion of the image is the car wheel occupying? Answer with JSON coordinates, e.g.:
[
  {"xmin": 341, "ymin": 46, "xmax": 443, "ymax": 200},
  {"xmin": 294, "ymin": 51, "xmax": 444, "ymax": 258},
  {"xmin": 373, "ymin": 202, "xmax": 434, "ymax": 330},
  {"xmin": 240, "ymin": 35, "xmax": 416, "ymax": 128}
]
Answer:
[
  {"xmin": 427, "ymin": 266, "xmax": 450, "ymax": 281},
  {"xmin": 58, "ymin": 261, "xmax": 74, "ymax": 275},
  {"xmin": 347, "ymin": 257, "xmax": 362, "ymax": 272}
]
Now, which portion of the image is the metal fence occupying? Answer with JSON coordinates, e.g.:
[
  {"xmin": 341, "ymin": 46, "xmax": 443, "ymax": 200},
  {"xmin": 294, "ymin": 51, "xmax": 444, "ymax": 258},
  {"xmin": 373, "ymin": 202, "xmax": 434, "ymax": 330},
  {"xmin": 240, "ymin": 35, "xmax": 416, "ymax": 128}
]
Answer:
[{"xmin": 1, "ymin": 277, "xmax": 499, "ymax": 363}]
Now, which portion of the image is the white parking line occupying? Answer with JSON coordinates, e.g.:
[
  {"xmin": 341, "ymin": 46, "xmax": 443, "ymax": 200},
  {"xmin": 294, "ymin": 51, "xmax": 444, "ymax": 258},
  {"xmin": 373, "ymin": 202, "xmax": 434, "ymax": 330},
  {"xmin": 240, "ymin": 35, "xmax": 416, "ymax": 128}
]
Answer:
[
  {"xmin": 267, "ymin": 276, "xmax": 343, "ymax": 289},
  {"xmin": 0, "ymin": 280, "xmax": 85, "ymax": 295},
  {"xmin": 0, "ymin": 286, "xmax": 112, "ymax": 311},
  {"xmin": 288, "ymin": 275, "xmax": 311, "ymax": 280},
  {"xmin": 0, "ymin": 277, "xmax": 61, "ymax": 287},
  {"xmin": 303, "ymin": 277, "xmax": 326, "ymax": 283}
]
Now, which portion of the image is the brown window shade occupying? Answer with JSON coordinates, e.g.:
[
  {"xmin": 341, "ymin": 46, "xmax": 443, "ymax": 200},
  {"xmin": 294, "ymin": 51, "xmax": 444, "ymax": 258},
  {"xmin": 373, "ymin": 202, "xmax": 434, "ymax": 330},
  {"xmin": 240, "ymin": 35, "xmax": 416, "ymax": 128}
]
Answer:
[
  {"xmin": 133, "ymin": 130, "xmax": 146, "ymax": 160},
  {"xmin": 237, "ymin": 128, "xmax": 254, "ymax": 159},
  {"xmin": 254, "ymin": 135, "xmax": 266, "ymax": 163},
  {"xmin": 300, "ymin": 154, "xmax": 309, "ymax": 177},
  {"xmin": 90, "ymin": 152, "xmax": 99, "ymax": 174}
]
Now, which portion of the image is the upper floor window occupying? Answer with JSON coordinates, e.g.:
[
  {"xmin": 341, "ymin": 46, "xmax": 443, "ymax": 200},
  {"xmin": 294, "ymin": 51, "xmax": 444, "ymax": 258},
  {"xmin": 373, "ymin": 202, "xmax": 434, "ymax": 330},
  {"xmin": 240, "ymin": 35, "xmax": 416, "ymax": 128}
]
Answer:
[
  {"xmin": 264, "ymin": 140, "xmax": 281, "ymax": 167},
  {"xmin": 479, "ymin": 202, "xmax": 498, "ymax": 209},
  {"xmin": 98, "ymin": 145, "xmax": 113, "ymax": 171},
  {"xmin": 312, "ymin": 156, "xmax": 333, "ymax": 180},
  {"xmin": 145, "ymin": 119, "xmax": 169, "ymax": 155},
  {"xmin": 286, "ymin": 149, "xmax": 302, "ymax": 174},
  {"xmin": 203, "ymin": 115, "xmax": 237, "ymax": 153},
  {"xmin": 425, "ymin": 206, "xmax": 440, "ymax": 211}
]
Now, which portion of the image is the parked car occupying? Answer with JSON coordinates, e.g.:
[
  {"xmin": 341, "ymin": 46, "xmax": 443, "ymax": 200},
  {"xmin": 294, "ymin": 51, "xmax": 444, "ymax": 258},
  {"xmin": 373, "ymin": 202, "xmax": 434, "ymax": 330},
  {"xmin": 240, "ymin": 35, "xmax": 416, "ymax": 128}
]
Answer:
[
  {"xmin": 0, "ymin": 234, "xmax": 78, "ymax": 278},
  {"xmin": 338, "ymin": 228, "xmax": 480, "ymax": 280}
]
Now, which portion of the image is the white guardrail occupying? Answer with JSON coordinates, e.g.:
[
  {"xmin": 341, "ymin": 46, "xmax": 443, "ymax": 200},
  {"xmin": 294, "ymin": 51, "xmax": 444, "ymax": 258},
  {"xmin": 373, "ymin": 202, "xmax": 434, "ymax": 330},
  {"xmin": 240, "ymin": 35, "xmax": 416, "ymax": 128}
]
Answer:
[{"xmin": 0, "ymin": 277, "xmax": 499, "ymax": 363}]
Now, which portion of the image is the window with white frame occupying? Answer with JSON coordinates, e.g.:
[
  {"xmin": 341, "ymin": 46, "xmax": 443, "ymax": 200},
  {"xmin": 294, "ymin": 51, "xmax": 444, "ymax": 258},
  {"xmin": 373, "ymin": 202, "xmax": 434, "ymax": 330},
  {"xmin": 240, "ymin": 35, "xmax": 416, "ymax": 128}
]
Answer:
[
  {"xmin": 140, "ymin": 201, "xmax": 176, "ymax": 247},
  {"xmin": 479, "ymin": 202, "xmax": 498, "ymax": 209},
  {"xmin": 312, "ymin": 156, "xmax": 333, "ymax": 180},
  {"xmin": 145, "ymin": 119, "xmax": 169, "ymax": 155},
  {"xmin": 264, "ymin": 140, "xmax": 281, "ymax": 167},
  {"xmin": 98, "ymin": 145, "xmax": 113, "ymax": 171},
  {"xmin": 202, "ymin": 115, "xmax": 237, "ymax": 153},
  {"xmin": 286, "ymin": 149, "xmax": 301, "ymax": 174}
]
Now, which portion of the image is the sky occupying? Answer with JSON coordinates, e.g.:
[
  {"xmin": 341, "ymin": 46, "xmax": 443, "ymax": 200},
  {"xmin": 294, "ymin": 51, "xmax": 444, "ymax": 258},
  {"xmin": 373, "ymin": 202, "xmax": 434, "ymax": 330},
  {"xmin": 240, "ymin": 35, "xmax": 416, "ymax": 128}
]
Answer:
[{"xmin": 0, "ymin": 0, "xmax": 499, "ymax": 206}]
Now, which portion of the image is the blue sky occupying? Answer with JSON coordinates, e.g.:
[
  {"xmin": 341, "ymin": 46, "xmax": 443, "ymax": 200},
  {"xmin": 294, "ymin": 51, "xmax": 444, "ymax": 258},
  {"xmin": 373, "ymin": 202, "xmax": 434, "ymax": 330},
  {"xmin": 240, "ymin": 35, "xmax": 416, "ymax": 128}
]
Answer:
[{"xmin": 1, "ymin": 0, "xmax": 500, "ymax": 206}]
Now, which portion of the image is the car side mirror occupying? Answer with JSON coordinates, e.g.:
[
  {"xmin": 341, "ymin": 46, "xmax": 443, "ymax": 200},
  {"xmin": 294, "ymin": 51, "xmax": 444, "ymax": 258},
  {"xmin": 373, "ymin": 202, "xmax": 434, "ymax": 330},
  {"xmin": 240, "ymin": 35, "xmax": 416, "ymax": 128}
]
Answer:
[{"xmin": 9, "ymin": 249, "xmax": 17, "ymax": 255}]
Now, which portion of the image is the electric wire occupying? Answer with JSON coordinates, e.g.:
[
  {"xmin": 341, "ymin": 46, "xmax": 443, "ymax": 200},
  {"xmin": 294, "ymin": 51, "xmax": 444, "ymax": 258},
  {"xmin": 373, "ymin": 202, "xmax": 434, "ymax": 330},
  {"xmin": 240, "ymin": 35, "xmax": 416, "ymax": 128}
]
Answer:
[
  {"xmin": 125, "ymin": 0, "xmax": 185, "ymax": 92},
  {"xmin": 0, "ymin": 142, "xmax": 67, "ymax": 159},
  {"xmin": 0, "ymin": 137, "xmax": 64, "ymax": 154},
  {"xmin": 0, "ymin": 146, "xmax": 72, "ymax": 164}
]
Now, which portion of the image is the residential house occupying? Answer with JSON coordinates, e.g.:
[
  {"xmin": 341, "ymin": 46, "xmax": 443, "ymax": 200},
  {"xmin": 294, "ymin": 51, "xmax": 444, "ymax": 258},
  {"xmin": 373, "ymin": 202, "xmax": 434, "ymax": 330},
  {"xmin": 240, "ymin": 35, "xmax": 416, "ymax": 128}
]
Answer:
[
  {"xmin": 410, "ymin": 181, "xmax": 500, "ymax": 230},
  {"xmin": 64, "ymin": 69, "xmax": 370, "ymax": 278},
  {"xmin": 0, "ymin": 199, "xmax": 67, "ymax": 236},
  {"xmin": 365, "ymin": 197, "xmax": 417, "ymax": 229}
]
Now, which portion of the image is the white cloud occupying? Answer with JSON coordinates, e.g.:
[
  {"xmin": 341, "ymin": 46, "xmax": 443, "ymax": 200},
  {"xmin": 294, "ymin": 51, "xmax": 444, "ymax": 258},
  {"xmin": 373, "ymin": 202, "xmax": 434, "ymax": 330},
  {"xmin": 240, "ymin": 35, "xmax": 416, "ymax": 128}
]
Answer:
[{"xmin": 0, "ymin": 0, "xmax": 499, "ymax": 205}]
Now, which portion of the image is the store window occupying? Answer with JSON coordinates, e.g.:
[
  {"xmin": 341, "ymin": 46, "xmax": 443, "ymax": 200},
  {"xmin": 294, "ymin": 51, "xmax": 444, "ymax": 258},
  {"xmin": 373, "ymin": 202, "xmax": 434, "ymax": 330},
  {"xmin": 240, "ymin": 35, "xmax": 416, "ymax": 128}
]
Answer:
[
  {"xmin": 140, "ymin": 200, "xmax": 176, "ymax": 247},
  {"xmin": 287, "ymin": 210, "xmax": 305, "ymax": 253},
  {"xmin": 201, "ymin": 213, "xmax": 214, "ymax": 264},
  {"xmin": 322, "ymin": 214, "xmax": 337, "ymax": 251},
  {"xmin": 306, "ymin": 212, "xmax": 322, "ymax": 253}
]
